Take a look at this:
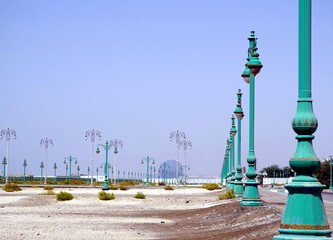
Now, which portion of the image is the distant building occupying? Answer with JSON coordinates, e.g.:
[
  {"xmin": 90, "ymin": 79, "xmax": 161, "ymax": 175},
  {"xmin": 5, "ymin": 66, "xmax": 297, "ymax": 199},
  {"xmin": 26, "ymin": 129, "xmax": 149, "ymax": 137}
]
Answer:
[{"xmin": 158, "ymin": 159, "xmax": 183, "ymax": 178}]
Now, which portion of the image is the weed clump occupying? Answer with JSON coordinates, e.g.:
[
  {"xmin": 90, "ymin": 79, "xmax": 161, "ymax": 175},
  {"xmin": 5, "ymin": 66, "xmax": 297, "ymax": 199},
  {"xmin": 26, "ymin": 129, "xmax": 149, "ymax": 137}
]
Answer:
[
  {"xmin": 218, "ymin": 189, "xmax": 236, "ymax": 200},
  {"xmin": 98, "ymin": 191, "xmax": 115, "ymax": 200},
  {"xmin": 134, "ymin": 192, "xmax": 146, "ymax": 199},
  {"xmin": 203, "ymin": 183, "xmax": 221, "ymax": 191},
  {"xmin": 56, "ymin": 191, "xmax": 74, "ymax": 201},
  {"xmin": 164, "ymin": 185, "xmax": 174, "ymax": 190},
  {"xmin": 3, "ymin": 183, "xmax": 22, "ymax": 192}
]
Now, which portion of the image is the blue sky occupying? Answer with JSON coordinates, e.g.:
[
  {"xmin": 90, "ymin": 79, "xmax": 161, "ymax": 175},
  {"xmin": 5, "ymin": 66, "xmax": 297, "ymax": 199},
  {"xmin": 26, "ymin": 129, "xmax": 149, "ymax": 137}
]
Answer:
[{"xmin": 0, "ymin": 1, "xmax": 332, "ymax": 177}]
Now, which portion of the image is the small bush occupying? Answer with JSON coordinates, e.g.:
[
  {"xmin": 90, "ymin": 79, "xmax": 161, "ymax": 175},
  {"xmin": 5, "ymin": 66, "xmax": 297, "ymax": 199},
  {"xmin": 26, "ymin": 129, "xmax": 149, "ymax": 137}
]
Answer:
[
  {"xmin": 44, "ymin": 186, "xmax": 54, "ymax": 191},
  {"xmin": 59, "ymin": 180, "xmax": 87, "ymax": 185},
  {"xmin": 158, "ymin": 182, "xmax": 165, "ymax": 186},
  {"xmin": 98, "ymin": 191, "xmax": 115, "ymax": 200},
  {"xmin": 119, "ymin": 184, "xmax": 127, "ymax": 191},
  {"xmin": 109, "ymin": 185, "xmax": 118, "ymax": 190},
  {"xmin": 56, "ymin": 191, "xmax": 74, "ymax": 201},
  {"xmin": 218, "ymin": 189, "xmax": 236, "ymax": 200},
  {"xmin": 41, "ymin": 190, "xmax": 55, "ymax": 195},
  {"xmin": 164, "ymin": 185, "xmax": 174, "ymax": 190},
  {"xmin": 3, "ymin": 183, "xmax": 22, "ymax": 192},
  {"xmin": 150, "ymin": 182, "xmax": 156, "ymax": 186},
  {"xmin": 134, "ymin": 192, "xmax": 145, "ymax": 199},
  {"xmin": 203, "ymin": 183, "xmax": 221, "ymax": 191}
]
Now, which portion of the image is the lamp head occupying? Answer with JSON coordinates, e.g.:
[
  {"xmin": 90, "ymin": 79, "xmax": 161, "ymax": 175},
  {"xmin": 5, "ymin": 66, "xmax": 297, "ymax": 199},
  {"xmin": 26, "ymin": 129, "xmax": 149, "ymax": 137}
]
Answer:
[
  {"xmin": 96, "ymin": 147, "xmax": 100, "ymax": 154},
  {"xmin": 246, "ymin": 53, "xmax": 263, "ymax": 76},
  {"xmin": 241, "ymin": 67, "xmax": 251, "ymax": 83}
]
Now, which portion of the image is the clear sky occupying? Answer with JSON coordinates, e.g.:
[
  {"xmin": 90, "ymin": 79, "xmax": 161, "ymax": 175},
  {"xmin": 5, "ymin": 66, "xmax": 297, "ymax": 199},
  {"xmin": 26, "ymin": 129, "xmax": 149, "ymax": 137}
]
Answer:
[{"xmin": 0, "ymin": 1, "xmax": 332, "ymax": 178}]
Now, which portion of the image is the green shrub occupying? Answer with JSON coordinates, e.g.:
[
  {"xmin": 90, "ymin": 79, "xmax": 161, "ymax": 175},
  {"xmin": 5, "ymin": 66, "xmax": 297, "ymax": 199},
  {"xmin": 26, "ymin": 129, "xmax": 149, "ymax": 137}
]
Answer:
[
  {"xmin": 150, "ymin": 182, "xmax": 156, "ymax": 186},
  {"xmin": 164, "ymin": 185, "xmax": 174, "ymax": 190},
  {"xmin": 98, "ymin": 191, "xmax": 115, "ymax": 200},
  {"xmin": 218, "ymin": 189, "xmax": 236, "ymax": 200},
  {"xmin": 59, "ymin": 180, "xmax": 87, "ymax": 185},
  {"xmin": 44, "ymin": 186, "xmax": 54, "ymax": 191},
  {"xmin": 203, "ymin": 183, "xmax": 221, "ymax": 191},
  {"xmin": 158, "ymin": 182, "xmax": 165, "ymax": 186},
  {"xmin": 109, "ymin": 185, "xmax": 118, "ymax": 190},
  {"xmin": 56, "ymin": 191, "xmax": 74, "ymax": 201},
  {"xmin": 134, "ymin": 192, "xmax": 146, "ymax": 199},
  {"xmin": 3, "ymin": 183, "xmax": 22, "ymax": 192},
  {"xmin": 119, "ymin": 184, "xmax": 127, "ymax": 191},
  {"xmin": 41, "ymin": 190, "xmax": 55, "ymax": 195}
]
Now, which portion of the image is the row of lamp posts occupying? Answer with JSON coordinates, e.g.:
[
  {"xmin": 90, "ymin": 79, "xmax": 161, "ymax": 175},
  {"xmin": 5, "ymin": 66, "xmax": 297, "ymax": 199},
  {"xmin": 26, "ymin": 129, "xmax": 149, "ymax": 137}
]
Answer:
[{"xmin": 221, "ymin": 0, "xmax": 332, "ymax": 238}]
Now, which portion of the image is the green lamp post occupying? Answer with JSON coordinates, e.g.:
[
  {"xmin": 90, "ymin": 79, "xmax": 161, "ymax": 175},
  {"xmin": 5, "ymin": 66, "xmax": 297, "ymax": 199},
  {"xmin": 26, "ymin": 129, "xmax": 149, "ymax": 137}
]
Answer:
[
  {"xmin": 23, "ymin": 159, "xmax": 27, "ymax": 180},
  {"xmin": 226, "ymin": 139, "xmax": 231, "ymax": 189},
  {"xmin": 110, "ymin": 138, "xmax": 123, "ymax": 184},
  {"xmin": 40, "ymin": 161, "xmax": 44, "ymax": 180},
  {"xmin": 53, "ymin": 163, "xmax": 57, "ymax": 181},
  {"xmin": 229, "ymin": 115, "xmax": 237, "ymax": 190},
  {"xmin": 274, "ymin": 0, "xmax": 332, "ymax": 239},
  {"xmin": 87, "ymin": 166, "xmax": 90, "ymax": 181},
  {"xmin": 221, "ymin": 139, "xmax": 230, "ymax": 186},
  {"xmin": 240, "ymin": 30, "xmax": 263, "ymax": 207},
  {"xmin": 142, "ymin": 156, "xmax": 155, "ymax": 186},
  {"xmin": 234, "ymin": 89, "xmax": 244, "ymax": 197},
  {"xmin": 96, "ymin": 167, "xmax": 99, "ymax": 182},
  {"xmin": 96, "ymin": 141, "xmax": 112, "ymax": 190},
  {"xmin": 77, "ymin": 165, "xmax": 80, "ymax": 177},
  {"xmin": 64, "ymin": 156, "xmax": 77, "ymax": 180}
]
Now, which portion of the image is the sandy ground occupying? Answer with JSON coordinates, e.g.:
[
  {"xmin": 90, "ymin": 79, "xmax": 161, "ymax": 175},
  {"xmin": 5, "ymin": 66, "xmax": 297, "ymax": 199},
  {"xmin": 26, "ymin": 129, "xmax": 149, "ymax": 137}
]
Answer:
[{"xmin": 0, "ymin": 186, "xmax": 282, "ymax": 240}]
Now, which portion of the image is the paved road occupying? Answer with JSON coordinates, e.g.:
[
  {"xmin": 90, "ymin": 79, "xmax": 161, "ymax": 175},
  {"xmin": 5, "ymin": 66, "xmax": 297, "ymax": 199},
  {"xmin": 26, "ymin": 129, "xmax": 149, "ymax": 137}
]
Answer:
[{"xmin": 260, "ymin": 188, "xmax": 333, "ymax": 228}]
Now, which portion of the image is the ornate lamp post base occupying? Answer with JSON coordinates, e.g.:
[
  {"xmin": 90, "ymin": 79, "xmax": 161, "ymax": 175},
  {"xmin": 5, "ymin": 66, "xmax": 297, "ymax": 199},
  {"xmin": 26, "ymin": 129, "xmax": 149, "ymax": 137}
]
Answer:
[
  {"xmin": 240, "ymin": 180, "xmax": 262, "ymax": 206},
  {"xmin": 273, "ymin": 177, "xmax": 332, "ymax": 239},
  {"xmin": 234, "ymin": 181, "xmax": 243, "ymax": 197}
]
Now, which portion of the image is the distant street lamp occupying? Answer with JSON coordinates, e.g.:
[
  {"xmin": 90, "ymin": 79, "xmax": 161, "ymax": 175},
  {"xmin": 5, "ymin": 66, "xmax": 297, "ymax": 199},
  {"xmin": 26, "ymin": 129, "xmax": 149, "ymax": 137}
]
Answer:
[
  {"xmin": 23, "ymin": 159, "xmax": 27, "ymax": 180},
  {"xmin": 64, "ymin": 156, "xmax": 77, "ymax": 180},
  {"xmin": 96, "ymin": 141, "xmax": 112, "ymax": 190},
  {"xmin": 0, "ymin": 128, "xmax": 16, "ymax": 183},
  {"xmin": 170, "ymin": 130, "xmax": 186, "ymax": 186},
  {"xmin": 178, "ymin": 139, "xmax": 192, "ymax": 187},
  {"xmin": 229, "ymin": 115, "xmax": 237, "ymax": 190},
  {"xmin": 240, "ymin": 31, "xmax": 263, "ymax": 206},
  {"xmin": 110, "ymin": 138, "xmax": 123, "ymax": 184},
  {"xmin": 142, "ymin": 156, "xmax": 154, "ymax": 186},
  {"xmin": 40, "ymin": 137, "xmax": 53, "ymax": 185},
  {"xmin": 40, "ymin": 161, "xmax": 44, "ymax": 179},
  {"xmin": 77, "ymin": 165, "xmax": 80, "ymax": 177},
  {"xmin": 85, "ymin": 129, "xmax": 101, "ymax": 187},
  {"xmin": 53, "ymin": 163, "xmax": 57, "ymax": 181},
  {"xmin": 96, "ymin": 167, "xmax": 99, "ymax": 182},
  {"xmin": 234, "ymin": 89, "xmax": 244, "ymax": 197},
  {"xmin": 87, "ymin": 166, "xmax": 90, "ymax": 180}
]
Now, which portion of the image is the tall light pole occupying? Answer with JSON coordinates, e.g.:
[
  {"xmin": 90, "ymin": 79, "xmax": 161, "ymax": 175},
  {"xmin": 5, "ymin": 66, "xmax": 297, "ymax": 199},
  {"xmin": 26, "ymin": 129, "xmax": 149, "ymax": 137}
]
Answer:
[
  {"xmin": 96, "ymin": 141, "xmax": 111, "ymax": 190},
  {"xmin": 77, "ymin": 165, "xmax": 80, "ymax": 177},
  {"xmin": 274, "ymin": 1, "xmax": 332, "ymax": 238},
  {"xmin": 2, "ymin": 157, "xmax": 6, "ymax": 178},
  {"xmin": 23, "ymin": 159, "xmax": 27, "ymax": 180},
  {"xmin": 53, "ymin": 163, "xmax": 57, "ymax": 181},
  {"xmin": 170, "ymin": 130, "xmax": 186, "ymax": 186},
  {"xmin": 142, "ymin": 156, "xmax": 155, "ymax": 186},
  {"xmin": 234, "ymin": 89, "xmax": 244, "ymax": 197},
  {"xmin": 64, "ymin": 156, "xmax": 77, "ymax": 180},
  {"xmin": 178, "ymin": 139, "xmax": 192, "ymax": 187},
  {"xmin": 240, "ymin": 31, "xmax": 263, "ymax": 206},
  {"xmin": 229, "ymin": 115, "xmax": 237, "ymax": 190},
  {"xmin": 0, "ymin": 128, "xmax": 16, "ymax": 183},
  {"xmin": 221, "ymin": 139, "xmax": 230, "ymax": 186},
  {"xmin": 110, "ymin": 138, "xmax": 123, "ymax": 184},
  {"xmin": 40, "ymin": 137, "xmax": 53, "ymax": 185},
  {"xmin": 85, "ymin": 129, "xmax": 101, "ymax": 187}
]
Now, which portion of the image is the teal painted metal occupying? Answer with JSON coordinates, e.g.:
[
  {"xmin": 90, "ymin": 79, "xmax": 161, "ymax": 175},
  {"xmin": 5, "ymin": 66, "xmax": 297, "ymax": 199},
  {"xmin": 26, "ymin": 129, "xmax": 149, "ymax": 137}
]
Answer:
[
  {"xmin": 225, "ymin": 139, "xmax": 231, "ymax": 189},
  {"xmin": 229, "ymin": 115, "xmax": 237, "ymax": 190},
  {"xmin": 23, "ymin": 159, "xmax": 27, "ymax": 179},
  {"xmin": 64, "ymin": 156, "xmax": 77, "ymax": 180},
  {"xmin": 330, "ymin": 156, "xmax": 333, "ymax": 192},
  {"xmin": 274, "ymin": 0, "xmax": 332, "ymax": 239},
  {"xmin": 234, "ymin": 89, "xmax": 244, "ymax": 197},
  {"xmin": 77, "ymin": 165, "xmax": 80, "ymax": 176},
  {"xmin": 142, "ymin": 156, "xmax": 154, "ymax": 186},
  {"xmin": 96, "ymin": 141, "xmax": 111, "ymax": 190},
  {"xmin": 240, "ymin": 31, "xmax": 263, "ymax": 207}
]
